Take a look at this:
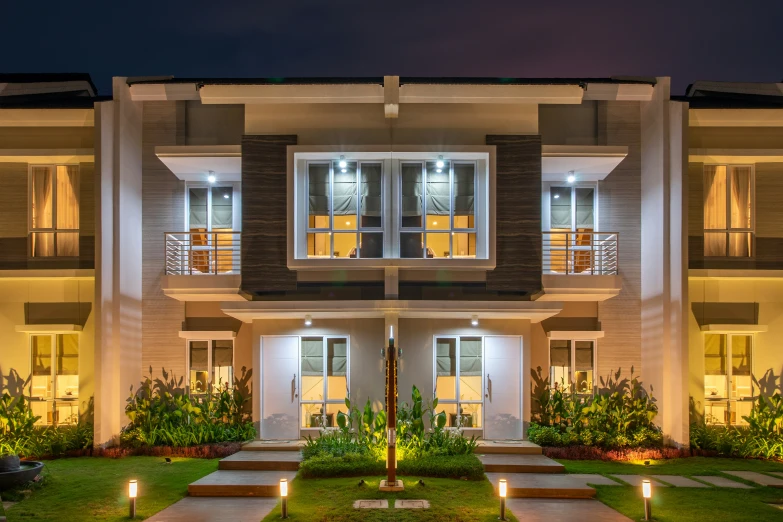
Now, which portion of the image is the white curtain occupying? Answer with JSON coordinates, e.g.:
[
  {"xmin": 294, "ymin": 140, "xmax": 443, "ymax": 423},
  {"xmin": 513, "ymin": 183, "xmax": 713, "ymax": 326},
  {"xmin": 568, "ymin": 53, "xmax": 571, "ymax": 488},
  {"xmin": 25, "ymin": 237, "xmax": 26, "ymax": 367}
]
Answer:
[
  {"xmin": 704, "ymin": 166, "xmax": 727, "ymax": 256},
  {"xmin": 31, "ymin": 166, "xmax": 54, "ymax": 256},
  {"xmin": 56, "ymin": 166, "xmax": 79, "ymax": 256}
]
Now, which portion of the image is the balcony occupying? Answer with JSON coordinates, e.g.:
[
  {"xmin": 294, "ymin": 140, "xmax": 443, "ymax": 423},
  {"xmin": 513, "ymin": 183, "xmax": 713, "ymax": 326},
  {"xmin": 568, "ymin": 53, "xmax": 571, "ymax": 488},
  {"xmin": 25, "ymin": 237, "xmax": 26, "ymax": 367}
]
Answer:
[
  {"xmin": 161, "ymin": 232, "xmax": 243, "ymax": 301},
  {"xmin": 538, "ymin": 231, "xmax": 622, "ymax": 301}
]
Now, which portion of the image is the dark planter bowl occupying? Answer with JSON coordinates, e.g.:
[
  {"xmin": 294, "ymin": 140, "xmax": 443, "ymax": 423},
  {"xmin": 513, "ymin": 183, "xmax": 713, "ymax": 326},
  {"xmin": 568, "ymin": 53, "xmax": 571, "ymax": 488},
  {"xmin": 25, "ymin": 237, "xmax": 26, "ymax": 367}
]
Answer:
[
  {"xmin": 0, "ymin": 455, "xmax": 20, "ymax": 472},
  {"xmin": 0, "ymin": 461, "xmax": 44, "ymax": 491}
]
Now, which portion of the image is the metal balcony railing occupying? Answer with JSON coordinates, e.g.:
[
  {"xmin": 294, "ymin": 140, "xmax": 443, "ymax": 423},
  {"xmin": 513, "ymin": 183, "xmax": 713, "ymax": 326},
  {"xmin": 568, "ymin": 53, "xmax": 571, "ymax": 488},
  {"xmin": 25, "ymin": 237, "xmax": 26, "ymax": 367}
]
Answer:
[
  {"xmin": 165, "ymin": 231, "xmax": 241, "ymax": 275},
  {"xmin": 542, "ymin": 231, "xmax": 618, "ymax": 275}
]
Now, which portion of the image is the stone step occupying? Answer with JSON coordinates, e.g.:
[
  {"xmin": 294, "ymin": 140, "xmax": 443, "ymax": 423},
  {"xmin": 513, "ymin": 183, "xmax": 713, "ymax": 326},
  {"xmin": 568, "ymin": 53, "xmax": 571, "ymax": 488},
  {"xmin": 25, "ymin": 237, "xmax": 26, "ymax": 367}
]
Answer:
[
  {"xmin": 219, "ymin": 451, "xmax": 302, "ymax": 471},
  {"xmin": 479, "ymin": 454, "xmax": 564, "ymax": 474},
  {"xmin": 242, "ymin": 440, "xmax": 304, "ymax": 452},
  {"xmin": 486, "ymin": 473, "xmax": 596, "ymax": 499},
  {"xmin": 188, "ymin": 470, "xmax": 297, "ymax": 497},
  {"xmin": 476, "ymin": 440, "xmax": 542, "ymax": 455}
]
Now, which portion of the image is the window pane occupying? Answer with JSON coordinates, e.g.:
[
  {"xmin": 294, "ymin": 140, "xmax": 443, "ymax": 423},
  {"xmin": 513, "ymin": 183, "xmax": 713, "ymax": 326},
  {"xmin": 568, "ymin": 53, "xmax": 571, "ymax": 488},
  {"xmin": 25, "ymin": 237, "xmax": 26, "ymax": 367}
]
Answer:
[
  {"xmin": 189, "ymin": 341, "xmax": 209, "ymax": 393},
  {"xmin": 435, "ymin": 338, "xmax": 457, "ymax": 400},
  {"xmin": 704, "ymin": 232, "xmax": 726, "ymax": 257},
  {"xmin": 550, "ymin": 187, "xmax": 572, "ymax": 229},
  {"xmin": 549, "ymin": 340, "xmax": 571, "ymax": 389},
  {"xmin": 574, "ymin": 341, "xmax": 593, "ymax": 393},
  {"xmin": 730, "ymin": 166, "xmax": 752, "ymax": 229},
  {"xmin": 460, "ymin": 403, "xmax": 482, "ymax": 428},
  {"xmin": 731, "ymin": 335, "xmax": 752, "ymax": 399},
  {"xmin": 31, "ymin": 335, "xmax": 52, "ymax": 399},
  {"xmin": 333, "ymin": 233, "xmax": 357, "ymax": 258},
  {"xmin": 452, "ymin": 232, "xmax": 476, "ymax": 258},
  {"xmin": 302, "ymin": 403, "xmax": 325, "ymax": 428},
  {"xmin": 728, "ymin": 232, "xmax": 752, "ymax": 257},
  {"xmin": 301, "ymin": 337, "xmax": 324, "ymax": 402},
  {"xmin": 213, "ymin": 340, "xmax": 233, "ymax": 389},
  {"xmin": 360, "ymin": 163, "xmax": 382, "ymax": 228},
  {"xmin": 704, "ymin": 166, "xmax": 727, "ymax": 230},
  {"xmin": 704, "ymin": 334, "xmax": 727, "ymax": 399},
  {"xmin": 459, "ymin": 338, "xmax": 482, "ymax": 402},
  {"xmin": 401, "ymin": 163, "xmax": 423, "ymax": 228},
  {"xmin": 56, "ymin": 334, "xmax": 79, "ymax": 400},
  {"xmin": 56, "ymin": 232, "xmax": 79, "ymax": 256},
  {"xmin": 31, "ymin": 232, "xmax": 55, "ymax": 257},
  {"xmin": 189, "ymin": 188, "xmax": 208, "ymax": 230},
  {"xmin": 426, "ymin": 233, "xmax": 450, "ymax": 258},
  {"xmin": 575, "ymin": 188, "xmax": 594, "ymax": 230},
  {"xmin": 211, "ymin": 186, "xmax": 233, "ymax": 229},
  {"xmin": 308, "ymin": 164, "xmax": 330, "ymax": 229},
  {"xmin": 454, "ymin": 163, "xmax": 474, "ymax": 227},
  {"xmin": 307, "ymin": 233, "xmax": 330, "ymax": 258},
  {"xmin": 31, "ymin": 166, "xmax": 53, "ymax": 229},
  {"xmin": 400, "ymin": 232, "xmax": 423, "ymax": 258},
  {"xmin": 333, "ymin": 161, "xmax": 357, "ymax": 230},
  {"xmin": 56, "ymin": 166, "xmax": 79, "ymax": 230},
  {"xmin": 426, "ymin": 161, "xmax": 450, "ymax": 228},
  {"xmin": 326, "ymin": 338, "xmax": 347, "ymax": 400},
  {"xmin": 359, "ymin": 233, "xmax": 383, "ymax": 258}
]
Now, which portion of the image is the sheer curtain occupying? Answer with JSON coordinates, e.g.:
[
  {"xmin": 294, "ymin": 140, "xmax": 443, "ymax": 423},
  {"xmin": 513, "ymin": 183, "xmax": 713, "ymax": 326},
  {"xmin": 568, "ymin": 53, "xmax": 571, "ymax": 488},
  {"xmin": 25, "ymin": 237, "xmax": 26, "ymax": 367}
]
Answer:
[
  {"xmin": 56, "ymin": 166, "xmax": 79, "ymax": 256},
  {"xmin": 31, "ymin": 166, "xmax": 54, "ymax": 256},
  {"xmin": 704, "ymin": 166, "xmax": 727, "ymax": 256},
  {"xmin": 729, "ymin": 166, "xmax": 752, "ymax": 256}
]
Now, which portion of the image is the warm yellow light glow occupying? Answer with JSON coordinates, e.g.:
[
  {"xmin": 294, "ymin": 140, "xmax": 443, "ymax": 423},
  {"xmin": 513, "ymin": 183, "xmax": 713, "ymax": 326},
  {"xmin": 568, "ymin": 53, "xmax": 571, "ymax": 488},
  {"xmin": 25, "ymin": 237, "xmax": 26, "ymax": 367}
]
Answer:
[
  {"xmin": 499, "ymin": 479, "xmax": 507, "ymax": 498},
  {"xmin": 129, "ymin": 480, "xmax": 138, "ymax": 498},
  {"xmin": 280, "ymin": 478, "xmax": 288, "ymax": 497},
  {"xmin": 642, "ymin": 479, "xmax": 651, "ymax": 498}
]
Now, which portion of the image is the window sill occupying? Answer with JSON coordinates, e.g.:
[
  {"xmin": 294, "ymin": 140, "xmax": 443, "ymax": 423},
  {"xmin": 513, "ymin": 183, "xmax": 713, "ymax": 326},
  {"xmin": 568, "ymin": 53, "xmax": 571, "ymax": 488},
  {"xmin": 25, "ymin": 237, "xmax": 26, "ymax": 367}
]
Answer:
[{"xmin": 288, "ymin": 258, "xmax": 495, "ymax": 271}]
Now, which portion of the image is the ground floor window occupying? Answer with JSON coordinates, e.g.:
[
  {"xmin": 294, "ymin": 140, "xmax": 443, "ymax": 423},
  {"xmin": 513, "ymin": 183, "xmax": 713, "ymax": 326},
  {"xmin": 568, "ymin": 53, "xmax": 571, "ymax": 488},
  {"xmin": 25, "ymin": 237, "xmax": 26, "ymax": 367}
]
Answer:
[
  {"xmin": 29, "ymin": 333, "xmax": 79, "ymax": 425},
  {"xmin": 188, "ymin": 339, "xmax": 234, "ymax": 395},
  {"xmin": 704, "ymin": 333, "xmax": 753, "ymax": 425},
  {"xmin": 435, "ymin": 336, "xmax": 482, "ymax": 428},
  {"xmin": 301, "ymin": 336, "xmax": 348, "ymax": 428},
  {"xmin": 549, "ymin": 339, "xmax": 595, "ymax": 394}
]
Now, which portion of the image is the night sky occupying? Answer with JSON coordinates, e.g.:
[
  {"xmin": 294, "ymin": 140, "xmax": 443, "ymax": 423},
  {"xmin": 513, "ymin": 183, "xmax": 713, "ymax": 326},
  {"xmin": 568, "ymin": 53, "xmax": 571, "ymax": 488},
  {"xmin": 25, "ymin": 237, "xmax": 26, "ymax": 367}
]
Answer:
[{"xmin": 5, "ymin": 0, "xmax": 782, "ymax": 95}]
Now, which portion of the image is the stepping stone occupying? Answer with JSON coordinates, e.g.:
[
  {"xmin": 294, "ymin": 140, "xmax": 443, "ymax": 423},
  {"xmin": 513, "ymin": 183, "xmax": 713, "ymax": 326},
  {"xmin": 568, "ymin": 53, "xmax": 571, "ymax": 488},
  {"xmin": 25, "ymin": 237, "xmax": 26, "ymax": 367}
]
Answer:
[
  {"xmin": 650, "ymin": 475, "xmax": 708, "ymax": 487},
  {"xmin": 219, "ymin": 450, "xmax": 301, "ymax": 471},
  {"xmin": 395, "ymin": 499, "xmax": 430, "ymax": 509},
  {"xmin": 486, "ymin": 472, "xmax": 595, "ymax": 499},
  {"xmin": 507, "ymin": 498, "xmax": 632, "ymax": 521},
  {"xmin": 724, "ymin": 471, "xmax": 783, "ymax": 488},
  {"xmin": 147, "ymin": 497, "xmax": 277, "ymax": 522},
  {"xmin": 567, "ymin": 474, "xmax": 622, "ymax": 486},
  {"xmin": 610, "ymin": 475, "xmax": 669, "ymax": 487},
  {"xmin": 353, "ymin": 499, "xmax": 388, "ymax": 509},
  {"xmin": 188, "ymin": 470, "xmax": 297, "ymax": 497},
  {"xmin": 767, "ymin": 472, "xmax": 783, "ymax": 479},
  {"xmin": 242, "ymin": 440, "xmax": 304, "ymax": 451},
  {"xmin": 477, "ymin": 440, "xmax": 543, "ymax": 455},
  {"xmin": 693, "ymin": 476, "xmax": 753, "ymax": 488},
  {"xmin": 479, "ymin": 454, "xmax": 564, "ymax": 473}
]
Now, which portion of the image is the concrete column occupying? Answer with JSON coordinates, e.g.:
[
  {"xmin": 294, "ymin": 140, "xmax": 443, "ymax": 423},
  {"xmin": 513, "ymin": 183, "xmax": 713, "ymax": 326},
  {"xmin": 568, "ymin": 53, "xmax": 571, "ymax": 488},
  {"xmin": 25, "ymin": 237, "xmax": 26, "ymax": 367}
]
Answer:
[{"xmin": 640, "ymin": 77, "xmax": 689, "ymax": 446}]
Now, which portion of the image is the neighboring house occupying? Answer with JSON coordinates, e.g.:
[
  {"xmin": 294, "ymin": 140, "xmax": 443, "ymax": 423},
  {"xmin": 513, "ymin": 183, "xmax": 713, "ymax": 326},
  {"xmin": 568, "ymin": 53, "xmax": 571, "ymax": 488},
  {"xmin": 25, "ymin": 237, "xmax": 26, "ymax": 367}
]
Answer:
[
  {"xmin": 0, "ymin": 74, "xmax": 102, "ymax": 426},
  {"xmin": 681, "ymin": 82, "xmax": 783, "ymax": 426}
]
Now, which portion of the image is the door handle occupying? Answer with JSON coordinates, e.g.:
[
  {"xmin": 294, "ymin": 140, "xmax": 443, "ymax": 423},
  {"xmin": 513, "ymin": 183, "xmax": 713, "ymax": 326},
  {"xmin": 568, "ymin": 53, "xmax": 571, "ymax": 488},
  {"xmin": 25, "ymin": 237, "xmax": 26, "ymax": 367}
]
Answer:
[
  {"xmin": 292, "ymin": 374, "xmax": 298, "ymax": 402},
  {"xmin": 486, "ymin": 373, "xmax": 491, "ymax": 401}
]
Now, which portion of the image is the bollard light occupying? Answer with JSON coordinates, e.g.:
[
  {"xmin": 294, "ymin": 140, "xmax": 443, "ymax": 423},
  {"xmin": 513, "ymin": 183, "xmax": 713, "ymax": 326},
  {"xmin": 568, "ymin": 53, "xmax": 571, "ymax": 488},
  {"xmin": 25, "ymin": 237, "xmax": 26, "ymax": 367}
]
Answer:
[
  {"xmin": 498, "ymin": 478, "xmax": 507, "ymax": 521},
  {"xmin": 128, "ymin": 480, "xmax": 138, "ymax": 519},
  {"xmin": 280, "ymin": 478, "xmax": 289, "ymax": 519},
  {"xmin": 642, "ymin": 479, "xmax": 652, "ymax": 521}
]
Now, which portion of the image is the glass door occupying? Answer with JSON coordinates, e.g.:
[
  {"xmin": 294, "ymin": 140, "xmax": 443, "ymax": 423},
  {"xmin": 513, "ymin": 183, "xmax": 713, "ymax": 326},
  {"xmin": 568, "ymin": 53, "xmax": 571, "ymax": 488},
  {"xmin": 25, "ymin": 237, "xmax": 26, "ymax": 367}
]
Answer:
[
  {"xmin": 548, "ymin": 185, "xmax": 596, "ymax": 273},
  {"xmin": 300, "ymin": 337, "xmax": 348, "ymax": 428},
  {"xmin": 704, "ymin": 333, "xmax": 753, "ymax": 425},
  {"xmin": 29, "ymin": 333, "xmax": 79, "ymax": 425},
  {"xmin": 186, "ymin": 184, "xmax": 238, "ymax": 274},
  {"xmin": 434, "ymin": 336, "xmax": 483, "ymax": 428}
]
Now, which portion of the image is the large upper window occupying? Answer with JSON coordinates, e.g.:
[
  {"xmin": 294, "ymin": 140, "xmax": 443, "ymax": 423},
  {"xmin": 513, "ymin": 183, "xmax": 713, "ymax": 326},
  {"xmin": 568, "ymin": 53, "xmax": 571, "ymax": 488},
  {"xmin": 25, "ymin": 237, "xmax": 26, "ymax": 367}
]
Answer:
[
  {"xmin": 703, "ymin": 333, "xmax": 753, "ymax": 425},
  {"xmin": 703, "ymin": 165, "xmax": 753, "ymax": 257},
  {"xmin": 29, "ymin": 333, "xmax": 79, "ymax": 425},
  {"xmin": 181, "ymin": 183, "xmax": 239, "ymax": 274},
  {"xmin": 549, "ymin": 339, "xmax": 595, "ymax": 394},
  {"xmin": 30, "ymin": 165, "xmax": 79, "ymax": 257}
]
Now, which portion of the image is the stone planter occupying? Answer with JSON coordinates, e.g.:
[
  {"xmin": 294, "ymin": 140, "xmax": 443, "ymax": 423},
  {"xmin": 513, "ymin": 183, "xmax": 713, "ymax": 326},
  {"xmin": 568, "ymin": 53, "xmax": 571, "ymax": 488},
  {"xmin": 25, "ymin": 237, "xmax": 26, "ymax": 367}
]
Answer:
[{"xmin": 0, "ymin": 455, "xmax": 20, "ymax": 473}]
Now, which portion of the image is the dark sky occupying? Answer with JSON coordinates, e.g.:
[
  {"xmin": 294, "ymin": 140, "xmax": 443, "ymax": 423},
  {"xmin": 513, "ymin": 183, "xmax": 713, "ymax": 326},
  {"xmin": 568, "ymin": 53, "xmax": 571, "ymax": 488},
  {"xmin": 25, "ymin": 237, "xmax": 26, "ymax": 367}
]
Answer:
[{"xmin": 5, "ymin": 0, "xmax": 782, "ymax": 96}]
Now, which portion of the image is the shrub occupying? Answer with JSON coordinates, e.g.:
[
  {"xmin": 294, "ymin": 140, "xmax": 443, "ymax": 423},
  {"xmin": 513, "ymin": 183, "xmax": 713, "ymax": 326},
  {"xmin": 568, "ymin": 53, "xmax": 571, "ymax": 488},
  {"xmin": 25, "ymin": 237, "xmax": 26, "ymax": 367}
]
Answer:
[
  {"xmin": 299, "ymin": 453, "xmax": 385, "ymax": 478},
  {"xmin": 398, "ymin": 453, "xmax": 484, "ymax": 480}
]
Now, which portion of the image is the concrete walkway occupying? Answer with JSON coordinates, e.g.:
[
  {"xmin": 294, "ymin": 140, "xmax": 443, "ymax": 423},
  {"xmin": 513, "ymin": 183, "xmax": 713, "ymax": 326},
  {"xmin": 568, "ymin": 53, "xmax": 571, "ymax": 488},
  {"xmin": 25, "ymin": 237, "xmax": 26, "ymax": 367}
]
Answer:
[
  {"xmin": 508, "ymin": 498, "xmax": 632, "ymax": 521},
  {"xmin": 147, "ymin": 497, "xmax": 278, "ymax": 522}
]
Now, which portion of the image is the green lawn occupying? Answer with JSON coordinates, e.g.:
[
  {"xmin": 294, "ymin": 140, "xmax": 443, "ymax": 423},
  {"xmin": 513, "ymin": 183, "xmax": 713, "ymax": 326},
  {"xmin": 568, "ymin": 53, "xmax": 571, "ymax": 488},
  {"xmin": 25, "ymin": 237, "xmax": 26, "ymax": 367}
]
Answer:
[
  {"xmin": 4, "ymin": 457, "xmax": 217, "ymax": 521},
  {"xmin": 261, "ymin": 475, "xmax": 517, "ymax": 522}
]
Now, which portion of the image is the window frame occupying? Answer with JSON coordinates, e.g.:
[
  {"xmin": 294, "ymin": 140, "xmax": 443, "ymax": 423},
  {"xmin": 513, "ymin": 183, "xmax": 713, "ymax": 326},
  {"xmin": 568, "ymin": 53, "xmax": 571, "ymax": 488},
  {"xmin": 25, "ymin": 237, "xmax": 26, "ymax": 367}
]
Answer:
[
  {"xmin": 299, "ymin": 335, "xmax": 350, "ymax": 429},
  {"xmin": 184, "ymin": 181, "xmax": 242, "ymax": 232},
  {"xmin": 543, "ymin": 182, "xmax": 599, "ymax": 232},
  {"xmin": 186, "ymin": 338, "xmax": 236, "ymax": 396},
  {"xmin": 547, "ymin": 337, "xmax": 597, "ymax": 395},
  {"xmin": 702, "ymin": 164, "xmax": 755, "ymax": 258},
  {"xmin": 702, "ymin": 332, "xmax": 755, "ymax": 425},
  {"xmin": 28, "ymin": 332, "xmax": 80, "ymax": 425},
  {"xmin": 28, "ymin": 164, "xmax": 81, "ymax": 257},
  {"xmin": 432, "ymin": 335, "xmax": 484, "ymax": 429}
]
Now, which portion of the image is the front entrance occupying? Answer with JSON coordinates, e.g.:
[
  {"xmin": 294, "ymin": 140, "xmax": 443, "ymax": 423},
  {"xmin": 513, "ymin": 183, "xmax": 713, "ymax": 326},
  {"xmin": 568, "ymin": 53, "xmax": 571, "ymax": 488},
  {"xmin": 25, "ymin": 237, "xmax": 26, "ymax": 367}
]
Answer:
[
  {"xmin": 260, "ymin": 336, "xmax": 299, "ymax": 440},
  {"xmin": 484, "ymin": 336, "xmax": 523, "ymax": 440}
]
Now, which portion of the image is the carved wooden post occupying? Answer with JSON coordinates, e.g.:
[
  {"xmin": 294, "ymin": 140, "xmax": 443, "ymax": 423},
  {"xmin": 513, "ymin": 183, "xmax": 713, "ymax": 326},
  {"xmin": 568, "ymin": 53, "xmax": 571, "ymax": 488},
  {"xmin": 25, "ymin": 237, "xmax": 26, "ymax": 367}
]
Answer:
[{"xmin": 380, "ymin": 327, "xmax": 402, "ymax": 491}]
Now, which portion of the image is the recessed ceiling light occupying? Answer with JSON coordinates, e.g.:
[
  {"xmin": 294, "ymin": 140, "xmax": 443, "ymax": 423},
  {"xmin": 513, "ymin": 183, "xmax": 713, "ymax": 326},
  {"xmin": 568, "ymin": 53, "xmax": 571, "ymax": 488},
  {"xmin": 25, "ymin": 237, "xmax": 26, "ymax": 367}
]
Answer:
[
  {"xmin": 223, "ymin": 194, "xmax": 230, "ymax": 199},
  {"xmin": 304, "ymin": 314, "xmax": 312, "ymax": 327},
  {"xmin": 567, "ymin": 171, "xmax": 576, "ymax": 183},
  {"xmin": 471, "ymin": 315, "xmax": 479, "ymax": 327},
  {"xmin": 339, "ymin": 156, "xmax": 347, "ymax": 169},
  {"xmin": 436, "ymin": 156, "xmax": 444, "ymax": 169},
  {"xmin": 207, "ymin": 171, "xmax": 216, "ymax": 183},
  {"xmin": 433, "ymin": 221, "xmax": 438, "ymax": 225},
  {"xmin": 345, "ymin": 221, "xmax": 351, "ymax": 226},
  {"xmin": 436, "ymin": 169, "xmax": 442, "ymax": 173}
]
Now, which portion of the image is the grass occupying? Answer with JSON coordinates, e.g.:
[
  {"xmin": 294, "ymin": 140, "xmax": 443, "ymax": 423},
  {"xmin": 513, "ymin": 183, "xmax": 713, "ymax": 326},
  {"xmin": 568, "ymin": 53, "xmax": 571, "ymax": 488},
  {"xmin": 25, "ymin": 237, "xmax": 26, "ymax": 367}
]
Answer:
[
  {"xmin": 4, "ymin": 457, "xmax": 217, "ymax": 521},
  {"xmin": 261, "ymin": 475, "xmax": 517, "ymax": 522}
]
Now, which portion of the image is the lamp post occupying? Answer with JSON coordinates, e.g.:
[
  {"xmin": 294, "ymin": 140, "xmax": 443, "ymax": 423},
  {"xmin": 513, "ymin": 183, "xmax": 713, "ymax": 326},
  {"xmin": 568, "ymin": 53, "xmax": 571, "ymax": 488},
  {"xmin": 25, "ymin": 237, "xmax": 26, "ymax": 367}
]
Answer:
[
  {"xmin": 498, "ymin": 479, "xmax": 507, "ymax": 521},
  {"xmin": 128, "ymin": 480, "xmax": 137, "ymax": 519},
  {"xmin": 642, "ymin": 479, "xmax": 652, "ymax": 521},
  {"xmin": 379, "ymin": 325, "xmax": 402, "ymax": 491},
  {"xmin": 280, "ymin": 478, "xmax": 288, "ymax": 519}
]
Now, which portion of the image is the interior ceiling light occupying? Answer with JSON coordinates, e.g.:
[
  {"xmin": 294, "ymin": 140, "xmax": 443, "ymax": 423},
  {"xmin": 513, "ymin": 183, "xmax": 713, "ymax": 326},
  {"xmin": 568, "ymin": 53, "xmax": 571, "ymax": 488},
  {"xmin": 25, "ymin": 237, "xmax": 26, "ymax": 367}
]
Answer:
[
  {"xmin": 567, "ymin": 171, "xmax": 576, "ymax": 183},
  {"xmin": 223, "ymin": 193, "xmax": 230, "ymax": 199},
  {"xmin": 338, "ymin": 155, "xmax": 347, "ymax": 169},
  {"xmin": 553, "ymin": 194, "xmax": 560, "ymax": 199},
  {"xmin": 341, "ymin": 168, "xmax": 347, "ymax": 173},
  {"xmin": 207, "ymin": 171, "xmax": 216, "ymax": 183},
  {"xmin": 436, "ymin": 155, "xmax": 445, "ymax": 169}
]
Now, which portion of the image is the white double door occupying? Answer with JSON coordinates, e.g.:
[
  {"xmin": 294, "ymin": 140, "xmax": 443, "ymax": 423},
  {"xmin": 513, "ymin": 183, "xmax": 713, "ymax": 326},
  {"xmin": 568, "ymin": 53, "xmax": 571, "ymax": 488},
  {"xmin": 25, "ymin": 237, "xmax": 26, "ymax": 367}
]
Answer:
[{"xmin": 483, "ymin": 336, "xmax": 524, "ymax": 440}]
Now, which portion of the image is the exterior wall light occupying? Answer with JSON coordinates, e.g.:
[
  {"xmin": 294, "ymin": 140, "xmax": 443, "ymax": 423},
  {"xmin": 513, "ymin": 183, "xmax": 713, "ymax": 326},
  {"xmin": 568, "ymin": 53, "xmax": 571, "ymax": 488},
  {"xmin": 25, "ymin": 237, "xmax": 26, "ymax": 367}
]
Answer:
[
  {"xmin": 642, "ymin": 479, "xmax": 652, "ymax": 520},
  {"xmin": 339, "ymin": 155, "xmax": 347, "ymax": 169},
  {"xmin": 471, "ymin": 315, "xmax": 479, "ymax": 327},
  {"xmin": 436, "ymin": 156, "xmax": 445, "ymax": 169},
  {"xmin": 207, "ymin": 171, "xmax": 216, "ymax": 183},
  {"xmin": 567, "ymin": 171, "xmax": 576, "ymax": 183},
  {"xmin": 280, "ymin": 478, "xmax": 289, "ymax": 518},
  {"xmin": 128, "ymin": 479, "xmax": 138, "ymax": 519},
  {"xmin": 304, "ymin": 315, "xmax": 312, "ymax": 327},
  {"xmin": 498, "ymin": 478, "xmax": 507, "ymax": 520}
]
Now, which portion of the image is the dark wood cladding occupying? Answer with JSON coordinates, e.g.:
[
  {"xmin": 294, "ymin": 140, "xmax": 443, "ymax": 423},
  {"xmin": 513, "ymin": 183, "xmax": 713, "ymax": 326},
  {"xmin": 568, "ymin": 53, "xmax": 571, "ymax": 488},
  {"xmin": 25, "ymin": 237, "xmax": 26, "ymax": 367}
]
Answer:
[
  {"xmin": 485, "ymin": 135, "xmax": 542, "ymax": 294},
  {"xmin": 241, "ymin": 135, "xmax": 298, "ymax": 294}
]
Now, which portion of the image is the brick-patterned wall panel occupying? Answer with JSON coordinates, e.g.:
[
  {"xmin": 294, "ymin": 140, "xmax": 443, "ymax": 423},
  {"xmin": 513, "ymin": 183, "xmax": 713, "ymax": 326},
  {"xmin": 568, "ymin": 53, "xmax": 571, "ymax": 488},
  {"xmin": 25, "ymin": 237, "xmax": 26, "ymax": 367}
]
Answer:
[
  {"xmin": 485, "ymin": 135, "xmax": 542, "ymax": 294},
  {"xmin": 0, "ymin": 162, "xmax": 29, "ymax": 269},
  {"xmin": 241, "ymin": 135, "xmax": 298, "ymax": 294},
  {"xmin": 142, "ymin": 101, "xmax": 186, "ymax": 379},
  {"xmin": 596, "ymin": 101, "xmax": 642, "ymax": 379}
]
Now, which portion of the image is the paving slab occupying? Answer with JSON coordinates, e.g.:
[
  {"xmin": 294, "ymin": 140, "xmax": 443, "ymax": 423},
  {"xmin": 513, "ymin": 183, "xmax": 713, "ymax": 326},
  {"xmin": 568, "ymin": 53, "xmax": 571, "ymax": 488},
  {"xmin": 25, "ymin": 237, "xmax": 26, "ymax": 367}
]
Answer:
[
  {"xmin": 218, "ymin": 450, "xmax": 301, "ymax": 471},
  {"xmin": 610, "ymin": 475, "xmax": 669, "ymax": 487},
  {"xmin": 353, "ymin": 499, "xmax": 388, "ymax": 509},
  {"xmin": 650, "ymin": 475, "xmax": 708, "ymax": 487},
  {"xmin": 567, "ymin": 474, "xmax": 622, "ymax": 486},
  {"xmin": 242, "ymin": 440, "xmax": 304, "ymax": 451},
  {"xmin": 507, "ymin": 498, "xmax": 631, "ymax": 521},
  {"xmin": 188, "ymin": 470, "xmax": 297, "ymax": 497},
  {"xmin": 147, "ymin": 497, "xmax": 278, "ymax": 521},
  {"xmin": 479, "ymin": 453, "xmax": 564, "ymax": 473},
  {"xmin": 486, "ymin": 472, "xmax": 595, "ymax": 499},
  {"xmin": 395, "ymin": 499, "xmax": 430, "ymax": 509},
  {"xmin": 768, "ymin": 472, "xmax": 783, "ymax": 479},
  {"xmin": 724, "ymin": 471, "xmax": 783, "ymax": 488},
  {"xmin": 693, "ymin": 475, "xmax": 753, "ymax": 488},
  {"xmin": 477, "ymin": 440, "xmax": 542, "ymax": 455}
]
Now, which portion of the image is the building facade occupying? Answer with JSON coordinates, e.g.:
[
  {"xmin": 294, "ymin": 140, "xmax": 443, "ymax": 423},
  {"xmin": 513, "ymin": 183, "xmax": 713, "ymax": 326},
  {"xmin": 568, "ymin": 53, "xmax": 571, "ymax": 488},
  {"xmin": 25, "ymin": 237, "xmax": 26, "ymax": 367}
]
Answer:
[{"xmin": 2, "ymin": 74, "xmax": 780, "ymax": 447}]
